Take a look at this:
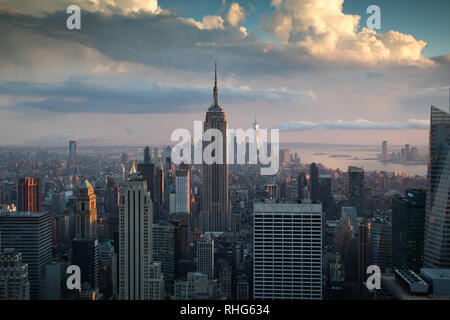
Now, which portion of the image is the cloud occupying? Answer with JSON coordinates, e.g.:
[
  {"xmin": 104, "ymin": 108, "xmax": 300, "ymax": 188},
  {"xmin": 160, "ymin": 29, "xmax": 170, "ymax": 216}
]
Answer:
[
  {"xmin": 0, "ymin": 78, "xmax": 308, "ymax": 114},
  {"xmin": 274, "ymin": 118, "xmax": 430, "ymax": 131},
  {"xmin": 184, "ymin": 15, "xmax": 225, "ymax": 30},
  {"xmin": 266, "ymin": 0, "xmax": 431, "ymax": 66},
  {"xmin": 0, "ymin": 0, "xmax": 161, "ymax": 16},
  {"xmin": 226, "ymin": 2, "xmax": 245, "ymax": 27}
]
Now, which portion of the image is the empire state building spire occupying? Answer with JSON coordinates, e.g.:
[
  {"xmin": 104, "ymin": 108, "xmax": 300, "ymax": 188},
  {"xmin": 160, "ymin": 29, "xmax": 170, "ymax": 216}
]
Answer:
[{"xmin": 212, "ymin": 61, "xmax": 220, "ymax": 108}]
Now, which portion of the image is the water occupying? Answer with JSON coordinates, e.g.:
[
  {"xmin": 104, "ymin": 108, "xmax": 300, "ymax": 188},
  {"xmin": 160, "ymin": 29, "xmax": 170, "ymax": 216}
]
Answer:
[{"xmin": 289, "ymin": 145, "xmax": 427, "ymax": 176}]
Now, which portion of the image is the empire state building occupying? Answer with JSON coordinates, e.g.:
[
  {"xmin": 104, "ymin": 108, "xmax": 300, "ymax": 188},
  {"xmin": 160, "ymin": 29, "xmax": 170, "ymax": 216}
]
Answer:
[{"xmin": 201, "ymin": 64, "xmax": 230, "ymax": 232}]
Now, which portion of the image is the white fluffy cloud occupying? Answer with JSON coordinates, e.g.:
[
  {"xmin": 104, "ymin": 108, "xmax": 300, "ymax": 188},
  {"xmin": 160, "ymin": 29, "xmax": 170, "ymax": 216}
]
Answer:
[
  {"xmin": 267, "ymin": 0, "xmax": 431, "ymax": 66},
  {"xmin": 182, "ymin": 15, "xmax": 224, "ymax": 30},
  {"xmin": 226, "ymin": 2, "xmax": 245, "ymax": 27}
]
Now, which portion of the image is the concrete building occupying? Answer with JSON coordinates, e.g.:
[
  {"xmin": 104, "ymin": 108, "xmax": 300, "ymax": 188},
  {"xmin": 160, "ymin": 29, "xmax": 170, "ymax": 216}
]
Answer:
[
  {"xmin": 392, "ymin": 189, "xmax": 426, "ymax": 272},
  {"xmin": 201, "ymin": 64, "xmax": 230, "ymax": 232},
  {"xmin": 253, "ymin": 200, "xmax": 323, "ymax": 300},
  {"xmin": 0, "ymin": 248, "xmax": 30, "ymax": 300},
  {"xmin": 348, "ymin": 166, "xmax": 365, "ymax": 217},
  {"xmin": 197, "ymin": 236, "xmax": 214, "ymax": 279},
  {"xmin": 175, "ymin": 165, "xmax": 191, "ymax": 214},
  {"xmin": 75, "ymin": 180, "xmax": 97, "ymax": 240},
  {"xmin": 424, "ymin": 106, "xmax": 450, "ymax": 268},
  {"xmin": 173, "ymin": 272, "xmax": 217, "ymax": 300},
  {"xmin": 0, "ymin": 211, "xmax": 53, "ymax": 299},
  {"xmin": 118, "ymin": 163, "xmax": 156, "ymax": 300}
]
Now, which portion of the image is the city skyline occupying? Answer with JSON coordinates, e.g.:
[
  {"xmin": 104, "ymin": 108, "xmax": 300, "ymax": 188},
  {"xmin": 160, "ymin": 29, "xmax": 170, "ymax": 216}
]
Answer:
[
  {"xmin": 0, "ymin": 0, "xmax": 449, "ymax": 305},
  {"xmin": 0, "ymin": 0, "xmax": 449, "ymax": 146}
]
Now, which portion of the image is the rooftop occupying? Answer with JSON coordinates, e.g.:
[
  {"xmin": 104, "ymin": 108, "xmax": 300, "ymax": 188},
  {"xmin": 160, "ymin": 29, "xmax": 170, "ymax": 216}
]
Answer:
[
  {"xmin": 421, "ymin": 268, "xmax": 450, "ymax": 280},
  {"xmin": 80, "ymin": 179, "xmax": 93, "ymax": 189},
  {"xmin": 0, "ymin": 211, "xmax": 51, "ymax": 217}
]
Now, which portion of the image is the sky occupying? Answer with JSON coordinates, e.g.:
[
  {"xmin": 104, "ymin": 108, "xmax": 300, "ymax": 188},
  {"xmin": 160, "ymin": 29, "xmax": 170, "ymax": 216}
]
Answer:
[{"xmin": 0, "ymin": 0, "xmax": 449, "ymax": 147}]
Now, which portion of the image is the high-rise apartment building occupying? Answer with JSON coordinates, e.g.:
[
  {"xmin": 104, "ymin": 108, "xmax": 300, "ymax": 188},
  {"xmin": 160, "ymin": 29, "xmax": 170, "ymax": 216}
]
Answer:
[
  {"xmin": 424, "ymin": 106, "xmax": 450, "ymax": 268},
  {"xmin": 17, "ymin": 177, "xmax": 42, "ymax": 212},
  {"xmin": 253, "ymin": 200, "xmax": 323, "ymax": 300},
  {"xmin": 201, "ymin": 64, "xmax": 230, "ymax": 232}
]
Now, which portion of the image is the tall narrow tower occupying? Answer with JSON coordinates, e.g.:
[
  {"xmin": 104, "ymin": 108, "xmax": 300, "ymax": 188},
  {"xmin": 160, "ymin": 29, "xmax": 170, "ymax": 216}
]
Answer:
[
  {"xmin": 18, "ymin": 177, "xmax": 42, "ymax": 212},
  {"xmin": 119, "ymin": 165, "xmax": 154, "ymax": 300},
  {"xmin": 424, "ymin": 106, "xmax": 450, "ymax": 268},
  {"xmin": 201, "ymin": 63, "xmax": 230, "ymax": 232},
  {"xmin": 75, "ymin": 179, "xmax": 97, "ymax": 239}
]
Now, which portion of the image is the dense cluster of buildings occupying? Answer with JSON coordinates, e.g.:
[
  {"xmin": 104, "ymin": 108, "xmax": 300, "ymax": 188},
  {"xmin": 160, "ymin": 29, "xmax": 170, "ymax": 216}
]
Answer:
[{"xmin": 0, "ymin": 69, "xmax": 449, "ymax": 300}]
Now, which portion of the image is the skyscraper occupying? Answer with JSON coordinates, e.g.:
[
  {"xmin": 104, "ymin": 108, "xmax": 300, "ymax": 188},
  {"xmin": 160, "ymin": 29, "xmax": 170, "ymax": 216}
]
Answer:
[
  {"xmin": 197, "ymin": 235, "xmax": 214, "ymax": 279},
  {"xmin": 137, "ymin": 162, "xmax": 155, "ymax": 203},
  {"xmin": 201, "ymin": 64, "xmax": 230, "ymax": 232},
  {"xmin": 144, "ymin": 146, "xmax": 152, "ymax": 164},
  {"xmin": 253, "ymin": 200, "xmax": 323, "ymax": 300},
  {"xmin": 253, "ymin": 116, "xmax": 260, "ymax": 155},
  {"xmin": 69, "ymin": 140, "xmax": 77, "ymax": 163},
  {"xmin": 17, "ymin": 177, "xmax": 42, "ymax": 212},
  {"xmin": 381, "ymin": 140, "xmax": 389, "ymax": 161},
  {"xmin": 392, "ymin": 189, "xmax": 426, "ymax": 272},
  {"xmin": 310, "ymin": 163, "xmax": 320, "ymax": 202},
  {"xmin": 118, "ymin": 164, "xmax": 154, "ymax": 300},
  {"xmin": 424, "ymin": 106, "xmax": 450, "ymax": 268},
  {"xmin": 0, "ymin": 211, "xmax": 53, "ymax": 299},
  {"xmin": 357, "ymin": 220, "xmax": 371, "ymax": 294},
  {"xmin": 370, "ymin": 219, "xmax": 392, "ymax": 273},
  {"xmin": 75, "ymin": 179, "xmax": 97, "ymax": 240},
  {"xmin": 348, "ymin": 166, "xmax": 365, "ymax": 217},
  {"xmin": 319, "ymin": 174, "xmax": 333, "ymax": 220},
  {"xmin": 155, "ymin": 151, "xmax": 165, "ymax": 222},
  {"xmin": 153, "ymin": 223, "xmax": 176, "ymax": 295},
  {"xmin": 297, "ymin": 172, "xmax": 307, "ymax": 201},
  {"xmin": 72, "ymin": 239, "xmax": 100, "ymax": 291},
  {"xmin": 175, "ymin": 164, "xmax": 190, "ymax": 214}
]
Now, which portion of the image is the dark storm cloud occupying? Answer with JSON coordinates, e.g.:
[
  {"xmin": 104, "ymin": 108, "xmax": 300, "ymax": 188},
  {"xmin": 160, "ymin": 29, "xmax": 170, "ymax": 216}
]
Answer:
[{"xmin": 0, "ymin": 78, "xmax": 305, "ymax": 113}]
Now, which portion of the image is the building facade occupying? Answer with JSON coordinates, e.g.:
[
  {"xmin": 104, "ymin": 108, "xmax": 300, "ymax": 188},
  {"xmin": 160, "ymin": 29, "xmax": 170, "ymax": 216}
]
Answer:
[
  {"xmin": 348, "ymin": 166, "xmax": 365, "ymax": 217},
  {"xmin": 75, "ymin": 180, "xmax": 97, "ymax": 239},
  {"xmin": 392, "ymin": 189, "xmax": 426, "ymax": 272},
  {"xmin": 253, "ymin": 200, "xmax": 323, "ymax": 300},
  {"xmin": 0, "ymin": 211, "xmax": 53, "ymax": 299},
  {"xmin": 424, "ymin": 106, "xmax": 450, "ymax": 268},
  {"xmin": 17, "ymin": 177, "xmax": 42, "ymax": 212},
  {"xmin": 118, "ymin": 165, "xmax": 155, "ymax": 300},
  {"xmin": 201, "ymin": 64, "xmax": 230, "ymax": 232},
  {"xmin": 0, "ymin": 248, "xmax": 30, "ymax": 300}
]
